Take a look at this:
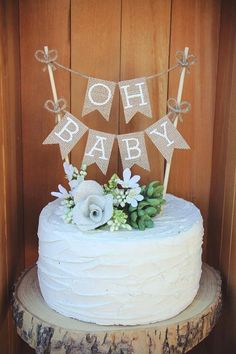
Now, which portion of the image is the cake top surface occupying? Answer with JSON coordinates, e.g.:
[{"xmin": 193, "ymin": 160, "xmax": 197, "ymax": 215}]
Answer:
[{"xmin": 39, "ymin": 193, "xmax": 202, "ymax": 242}]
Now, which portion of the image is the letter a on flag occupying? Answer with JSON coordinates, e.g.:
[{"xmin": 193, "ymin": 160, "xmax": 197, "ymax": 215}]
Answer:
[
  {"xmin": 83, "ymin": 129, "xmax": 115, "ymax": 174},
  {"xmin": 43, "ymin": 112, "xmax": 88, "ymax": 159}
]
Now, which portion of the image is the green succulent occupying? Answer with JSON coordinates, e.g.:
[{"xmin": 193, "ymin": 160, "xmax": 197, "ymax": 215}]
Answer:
[{"xmin": 127, "ymin": 181, "xmax": 165, "ymax": 230}]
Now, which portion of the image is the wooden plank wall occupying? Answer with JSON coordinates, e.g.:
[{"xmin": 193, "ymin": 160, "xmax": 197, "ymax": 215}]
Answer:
[
  {"xmin": 207, "ymin": 0, "xmax": 236, "ymax": 353},
  {"xmin": 0, "ymin": 1, "xmax": 25, "ymax": 353},
  {"xmin": 20, "ymin": 0, "xmax": 71, "ymax": 267},
  {"xmin": 20, "ymin": 0, "xmax": 221, "ymax": 267},
  {"xmin": 2, "ymin": 0, "xmax": 235, "ymax": 353},
  {"xmin": 118, "ymin": 0, "xmax": 170, "ymax": 182},
  {"xmin": 168, "ymin": 0, "xmax": 220, "ymax": 254}
]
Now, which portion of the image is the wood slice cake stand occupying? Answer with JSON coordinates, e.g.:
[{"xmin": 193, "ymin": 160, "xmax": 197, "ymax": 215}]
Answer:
[{"xmin": 12, "ymin": 264, "xmax": 221, "ymax": 354}]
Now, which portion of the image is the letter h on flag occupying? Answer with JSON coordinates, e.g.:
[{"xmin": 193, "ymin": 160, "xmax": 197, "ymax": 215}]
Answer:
[{"xmin": 119, "ymin": 77, "xmax": 152, "ymax": 123}]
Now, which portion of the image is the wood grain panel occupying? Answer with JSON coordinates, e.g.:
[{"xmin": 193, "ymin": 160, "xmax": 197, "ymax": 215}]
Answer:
[
  {"xmin": 0, "ymin": 5, "xmax": 11, "ymax": 351},
  {"xmin": 0, "ymin": 1, "xmax": 25, "ymax": 353},
  {"xmin": 13, "ymin": 1, "xmax": 235, "ymax": 353},
  {"xmin": 207, "ymin": 2, "xmax": 236, "ymax": 352},
  {"xmin": 120, "ymin": 0, "xmax": 171, "ymax": 182},
  {"xmin": 71, "ymin": 0, "xmax": 121, "ymax": 184},
  {"xmin": 168, "ymin": 0, "xmax": 221, "ymax": 258},
  {"xmin": 20, "ymin": 0, "xmax": 71, "ymax": 267},
  {"xmin": 207, "ymin": 1, "xmax": 236, "ymax": 269},
  {"xmin": 226, "ymin": 179, "xmax": 236, "ymax": 352}
]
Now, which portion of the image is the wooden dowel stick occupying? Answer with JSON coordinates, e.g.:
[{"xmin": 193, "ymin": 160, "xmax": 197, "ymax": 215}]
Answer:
[
  {"xmin": 163, "ymin": 47, "xmax": 189, "ymax": 195},
  {"xmin": 44, "ymin": 46, "xmax": 69, "ymax": 163}
]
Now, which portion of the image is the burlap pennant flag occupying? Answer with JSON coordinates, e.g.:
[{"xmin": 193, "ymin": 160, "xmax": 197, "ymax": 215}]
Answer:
[
  {"xmin": 82, "ymin": 77, "xmax": 116, "ymax": 121},
  {"xmin": 83, "ymin": 129, "xmax": 115, "ymax": 174},
  {"xmin": 117, "ymin": 131, "xmax": 150, "ymax": 170},
  {"xmin": 145, "ymin": 115, "xmax": 190, "ymax": 162},
  {"xmin": 43, "ymin": 112, "xmax": 88, "ymax": 159},
  {"xmin": 119, "ymin": 77, "xmax": 152, "ymax": 123}
]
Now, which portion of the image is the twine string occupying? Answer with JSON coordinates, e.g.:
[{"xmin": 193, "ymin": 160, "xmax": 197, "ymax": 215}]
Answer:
[
  {"xmin": 35, "ymin": 49, "xmax": 196, "ymax": 81},
  {"xmin": 35, "ymin": 49, "xmax": 58, "ymax": 71},
  {"xmin": 44, "ymin": 98, "xmax": 67, "ymax": 114},
  {"xmin": 167, "ymin": 97, "xmax": 191, "ymax": 122},
  {"xmin": 175, "ymin": 50, "xmax": 197, "ymax": 74},
  {"xmin": 35, "ymin": 49, "xmax": 58, "ymax": 64},
  {"xmin": 54, "ymin": 62, "xmax": 90, "ymax": 79},
  {"xmin": 145, "ymin": 64, "xmax": 179, "ymax": 80}
]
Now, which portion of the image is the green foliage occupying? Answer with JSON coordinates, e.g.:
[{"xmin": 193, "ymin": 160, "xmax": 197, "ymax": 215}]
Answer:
[
  {"xmin": 127, "ymin": 181, "xmax": 165, "ymax": 230},
  {"xmin": 103, "ymin": 173, "xmax": 119, "ymax": 193},
  {"xmin": 107, "ymin": 208, "xmax": 132, "ymax": 231}
]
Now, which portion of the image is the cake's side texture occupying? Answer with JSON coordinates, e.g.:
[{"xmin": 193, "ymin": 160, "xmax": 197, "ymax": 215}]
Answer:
[{"xmin": 37, "ymin": 194, "xmax": 203, "ymax": 325}]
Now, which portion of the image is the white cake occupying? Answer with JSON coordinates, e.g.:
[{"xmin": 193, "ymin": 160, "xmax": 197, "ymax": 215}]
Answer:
[{"xmin": 37, "ymin": 194, "xmax": 203, "ymax": 325}]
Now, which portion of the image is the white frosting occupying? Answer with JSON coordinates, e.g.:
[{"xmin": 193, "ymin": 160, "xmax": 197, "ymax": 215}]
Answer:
[{"xmin": 37, "ymin": 194, "xmax": 203, "ymax": 325}]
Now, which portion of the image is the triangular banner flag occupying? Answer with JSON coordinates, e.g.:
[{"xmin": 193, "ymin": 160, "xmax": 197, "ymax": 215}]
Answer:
[
  {"xmin": 117, "ymin": 131, "xmax": 150, "ymax": 170},
  {"xmin": 83, "ymin": 129, "xmax": 115, "ymax": 174},
  {"xmin": 43, "ymin": 112, "xmax": 88, "ymax": 159},
  {"xmin": 82, "ymin": 77, "xmax": 116, "ymax": 121},
  {"xmin": 145, "ymin": 115, "xmax": 190, "ymax": 162},
  {"xmin": 119, "ymin": 77, "xmax": 152, "ymax": 123}
]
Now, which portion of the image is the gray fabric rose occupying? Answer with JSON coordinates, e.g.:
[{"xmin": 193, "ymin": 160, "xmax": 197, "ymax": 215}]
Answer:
[{"xmin": 72, "ymin": 180, "xmax": 113, "ymax": 231}]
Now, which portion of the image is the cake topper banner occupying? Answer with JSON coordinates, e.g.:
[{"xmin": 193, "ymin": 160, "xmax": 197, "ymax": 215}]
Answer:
[
  {"xmin": 83, "ymin": 129, "xmax": 115, "ymax": 174},
  {"xmin": 82, "ymin": 77, "xmax": 152, "ymax": 123},
  {"xmin": 43, "ymin": 112, "xmax": 88, "ymax": 158},
  {"xmin": 37, "ymin": 46, "xmax": 195, "ymax": 182},
  {"xmin": 43, "ymin": 105, "xmax": 190, "ymax": 172},
  {"xmin": 145, "ymin": 116, "xmax": 190, "ymax": 162},
  {"xmin": 36, "ymin": 48, "xmax": 196, "ymax": 124},
  {"xmin": 118, "ymin": 131, "xmax": 150, "ymax": 170}
]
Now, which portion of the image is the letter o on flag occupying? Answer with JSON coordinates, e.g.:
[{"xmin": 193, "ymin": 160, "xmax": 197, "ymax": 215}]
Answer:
[{"xmin": 88, "ymin": 83, "xmax": 112, "ymax": 106}]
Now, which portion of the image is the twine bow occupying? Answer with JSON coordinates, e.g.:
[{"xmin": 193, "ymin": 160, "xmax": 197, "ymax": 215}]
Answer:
[
  {"xmin": 175, "ymin": 50, "xmax": 197, "ymax": 73},
  {"xmin": 167, "ymin": 98, "xmax": 191, "ymax": 122},
  {"xmin": 44, "ymin": 98, "xmax": 67, "ymax": 114},
  {"xmin": 35, "ymin": 49, "xmax": 58, "ymax": 71}
]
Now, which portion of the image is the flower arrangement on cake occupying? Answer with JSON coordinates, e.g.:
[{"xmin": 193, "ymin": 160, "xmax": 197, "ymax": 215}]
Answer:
[{"xmin": 52, "ymin": 162, "xmax": 165, "ymax": 231}]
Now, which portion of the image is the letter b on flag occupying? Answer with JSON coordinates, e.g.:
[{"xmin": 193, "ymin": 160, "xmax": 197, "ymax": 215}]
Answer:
[
  {"xmin": 43, "ymin": 112, "xmax": 88, "ymax": 159},
  {"xmin": 117, "ymin": 132, "xmax": 150, "ymax": 170}
]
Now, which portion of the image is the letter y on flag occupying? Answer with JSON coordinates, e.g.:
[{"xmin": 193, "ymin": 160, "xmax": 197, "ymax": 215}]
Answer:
[{"xmin": 145, "ymin": 116, "xmax": 190, "ymax": 162}]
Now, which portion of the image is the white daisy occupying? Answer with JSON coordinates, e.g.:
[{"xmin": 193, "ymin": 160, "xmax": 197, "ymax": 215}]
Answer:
[
  {"xmin": 51, "ymin": 184, "xmax": 70, "ymax": 199},
  {"xmin": 63, "ymin": 162, "xmax": 75, "ymax": 181},
  {"xmin": 126, "ymin": 187, "xmax": 144, "ymax": 207},
  {"xmin": 69, "ymin": 176, "xmax": 83, "ymax": 190},
  {"xmin": 117, "ymin": 168, "xmax": 141, "ymax": 189}
]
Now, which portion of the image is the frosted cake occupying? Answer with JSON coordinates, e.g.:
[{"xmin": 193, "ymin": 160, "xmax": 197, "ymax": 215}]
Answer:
[{"xmin": 37, "ymin": 163, "xmax": 203, "ymax": 325}]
